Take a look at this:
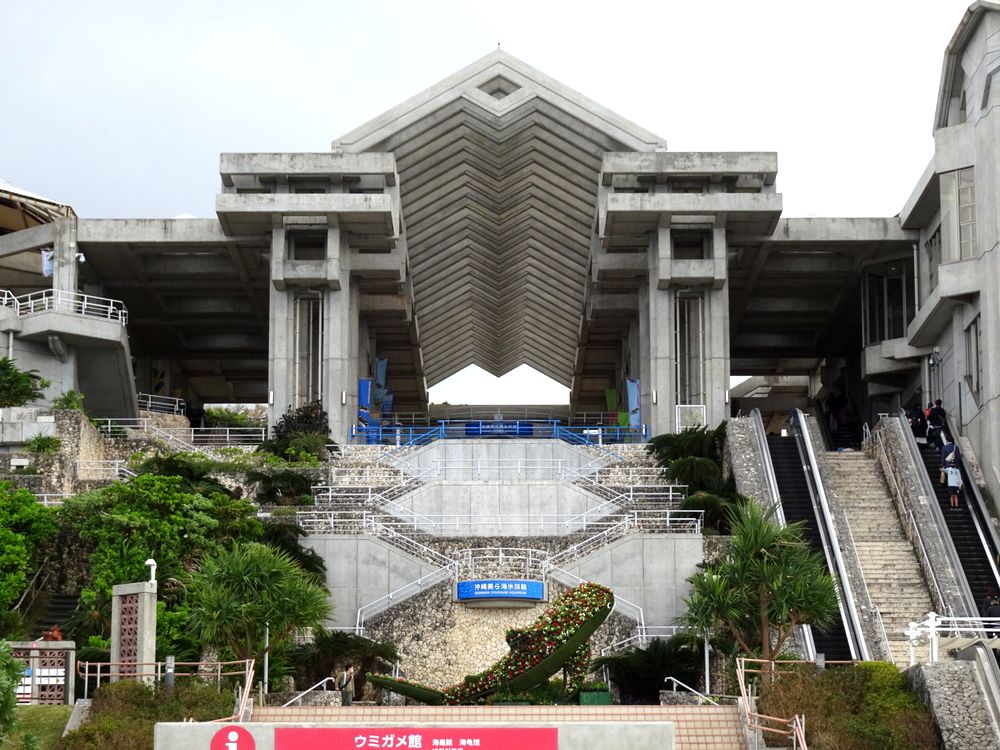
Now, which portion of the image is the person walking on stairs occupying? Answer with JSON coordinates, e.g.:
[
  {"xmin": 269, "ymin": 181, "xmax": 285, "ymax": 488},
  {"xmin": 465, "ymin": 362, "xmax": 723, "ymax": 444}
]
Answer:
[{"xmin": 338, "ymin": 664, "xmax": 355, "ymax": 706}]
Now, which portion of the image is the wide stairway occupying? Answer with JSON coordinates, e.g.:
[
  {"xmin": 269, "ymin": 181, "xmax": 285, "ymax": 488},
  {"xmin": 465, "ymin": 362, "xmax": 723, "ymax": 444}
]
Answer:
[
  {"xmin": 252, "ymin": 705, "xmax": 747, "ymax": 750},
  {"xmin": 825, "ymin": 451, "xmax": 933, "ymax": 665}
]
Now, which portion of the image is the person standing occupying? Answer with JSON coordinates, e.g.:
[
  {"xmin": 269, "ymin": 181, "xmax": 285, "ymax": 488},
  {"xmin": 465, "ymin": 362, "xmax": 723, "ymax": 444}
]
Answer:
[
  {"xmin": 944, "ymin": 465, "xmax": 963, "ymax": 510},
  {"xmin": 928, "ymin": 399, "xmax": 947, "ymax": 445},
  {"xmin": 940, "ymin": 434, "xmax": 960, "ymax": 483},
  {"xmin": 339, "ymin": 664, "xmax": 355, "ymax": 706}
]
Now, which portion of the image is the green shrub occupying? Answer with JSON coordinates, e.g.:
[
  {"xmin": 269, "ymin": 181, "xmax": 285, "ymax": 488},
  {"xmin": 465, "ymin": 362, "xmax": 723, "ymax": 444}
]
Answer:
[
  {"xmin": 204, "ymin": 407, "xmax": 253, "ymax": 428},
  {"xmin": 758, "ymin": 663, "xmax": 939, "ymax": 750},
  {"xmin": 0, "ymin": 358, "xmax": 49, "ymax": 408},
  {"xmin": 25, "ymin": 434, "xmax": 61, "ymax": 455},
  {"xmin": 56, "ymin": 680, "xmax": 234, "ymax": 750},
  {"xmin": 51, "ymin": 391, "xmax": 85, "ymax": 412}
]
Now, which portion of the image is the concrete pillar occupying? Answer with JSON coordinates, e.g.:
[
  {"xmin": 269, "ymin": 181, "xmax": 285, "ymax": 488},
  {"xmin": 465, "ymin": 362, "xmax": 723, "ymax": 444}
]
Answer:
[
  {"xmin": 52, "ymin": 219, "xmax": 78, "ymax": 294},
  {"xmin": 110, "ymin": 580, "xmax": 158, "ymax": 683},
  {"xmin": 640, "ymin": 226, "xmax": 674, "ymax": 435}
]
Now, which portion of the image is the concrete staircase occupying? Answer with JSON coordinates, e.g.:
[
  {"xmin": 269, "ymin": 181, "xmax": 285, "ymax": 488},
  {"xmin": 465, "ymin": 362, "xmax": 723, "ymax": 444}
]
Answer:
[{"xmin": 825, "ymin": 451, "xmax": 933, "ymax": 666}]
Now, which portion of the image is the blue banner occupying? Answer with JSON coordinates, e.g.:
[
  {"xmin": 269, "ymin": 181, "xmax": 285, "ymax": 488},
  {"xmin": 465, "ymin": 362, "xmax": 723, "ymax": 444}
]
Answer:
[
  {"xmin": 373, "ymin": 357, "xmax": 388, "ymax": 404},
  {"xmin": 464, "ymin": 421, "xmax": 534, "ymax": 437},
  {"xmin": 626, "ymin": 378, "xmax": 640, "ymax": 429},
  {"xmin": 456, "ymin": 579, "xmax": 545, "ymax": 601},
  {"xmin": 357, "ymin": 378, "xmax": 372, "ymax": 427}
]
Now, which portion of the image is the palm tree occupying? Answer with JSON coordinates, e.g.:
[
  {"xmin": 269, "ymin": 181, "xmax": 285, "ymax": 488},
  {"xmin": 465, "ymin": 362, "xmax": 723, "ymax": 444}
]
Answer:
[
  {"xmin": 137, "ymin": 452, "xmax": 230, "ymax": 498},
  {"xmin": 262, "ymin": 521, "xmax": 327, "ymax": 582},
  {"xmin": 680, "ymin": 502, "xmax": 838, "ymax": 661},
  {"xmin": 187, "ymin": 543, "xmax": 331, "ymax": 667},
  {"xmin": 591, "ymin": 637, "xmax": 701, "ymax": 704}
]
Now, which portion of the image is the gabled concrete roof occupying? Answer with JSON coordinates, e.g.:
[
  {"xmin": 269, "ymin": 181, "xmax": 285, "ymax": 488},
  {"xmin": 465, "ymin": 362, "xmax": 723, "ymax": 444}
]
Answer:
[{"xmin": 333, "ymin": 51, "xmax": 665, "ymax": 387}]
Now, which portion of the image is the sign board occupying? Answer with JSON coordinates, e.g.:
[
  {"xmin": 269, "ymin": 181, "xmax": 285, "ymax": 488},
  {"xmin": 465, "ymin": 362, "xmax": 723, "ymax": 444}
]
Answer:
[
  {"xmin": 463, "ymin": 421, "xmax": 533, "ymax": 437},
  {"xmin": 274, "ymin": 727, "xmax": 558, "ymax": 750},
  {"xmin": 456, "ymin": 580, "xmax": 544, "ymax": 601}
]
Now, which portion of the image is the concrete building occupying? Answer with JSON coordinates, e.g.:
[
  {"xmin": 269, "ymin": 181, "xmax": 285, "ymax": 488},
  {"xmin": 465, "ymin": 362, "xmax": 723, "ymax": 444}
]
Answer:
[{"xmin": 2, "ymin": 3, "xmax": 1000, "ymax": 503}]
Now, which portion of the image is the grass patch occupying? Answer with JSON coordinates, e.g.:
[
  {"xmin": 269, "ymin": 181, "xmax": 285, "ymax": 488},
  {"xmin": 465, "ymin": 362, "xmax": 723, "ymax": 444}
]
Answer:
[
  {"xmin": 12, "ymin": 705, "xmax": 74, "ymax": 750},
  {"xmin": 758, "ymin": 662, "xmax": 939, "ymax": 750}
]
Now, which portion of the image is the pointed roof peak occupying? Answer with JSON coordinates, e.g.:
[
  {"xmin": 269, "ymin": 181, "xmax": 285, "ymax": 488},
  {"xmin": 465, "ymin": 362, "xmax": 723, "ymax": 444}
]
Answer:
[{"xmin": 333, "ymin": 50, "xmax": 665, "ymax": 153}]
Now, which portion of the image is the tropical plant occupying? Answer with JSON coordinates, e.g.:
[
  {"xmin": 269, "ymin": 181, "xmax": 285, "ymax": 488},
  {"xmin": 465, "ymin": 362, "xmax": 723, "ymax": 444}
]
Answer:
[
  {"xmin": 0, "ymin": 641, "xmax": 25, "ymax": 742},
  {"xmin": 0, "ymin": 357, "xmax": 49, "ymax": 408},
  {"xmin": 262, "ymin": 521, "xmax": 326, "ymax": 582},
  {"xmin": 291, "ymin": 630, "xmax": 398, "ymax": 697},
  {"xmin": 204, "ymin": 406, "xmax": 255, "ymax": 428},
  {"xmin": 679, "ymin": 501, "xmax": 838, "ymax": 661},
  {"xmin": 24, "ymin": 433, "xmax": 61, "ymax": 455},
  {"xmin": 0, "ymin": 482, "xmax": 57, "ymax": 610},
  {"xmin": 260, "ymin": 401, "xmax": 334, "ymax": 461},
  {"xmin": 647, "ymin": 423, "xmax": 727, "ymax": 468},
  {"xmin": 246, "ymin": 467, "xmax": 314, "ymax": 505},
  {"xmin": 591, "ymin": 636, "xmax": 701, "ymax": 704},
  {"xmin": 59, "ymin": 475, "xmax": 261, "ymax": 610},
  {"xmin": 680, "ymin": 491, "xmax": 746, "ymax": 535},
  {"xmin": 186, "ymin": 543, "xmax": 331, "ymax": 667},
  {"xmin": 51, "ymin": 390, "xmax": 85, "ymax": 411},
  {"xmin": 135, "ymin": 452, "xmax": 230, "ymax": 498}
]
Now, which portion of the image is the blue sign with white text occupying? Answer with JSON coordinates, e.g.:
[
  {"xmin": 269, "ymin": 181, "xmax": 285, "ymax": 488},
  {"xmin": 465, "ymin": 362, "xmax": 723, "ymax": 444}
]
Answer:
[{"xmin": 456, "ymin": 579, "xmax": 545, "ymax": 601}]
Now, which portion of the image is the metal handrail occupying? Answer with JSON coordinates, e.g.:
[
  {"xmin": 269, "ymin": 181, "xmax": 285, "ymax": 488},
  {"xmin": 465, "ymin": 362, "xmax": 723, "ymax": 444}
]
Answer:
[
  {"xmin": 891, "ymin": 411, "xmax": 981, "ymax": 618},
  {"xmin": 14, "ymin": 556, "xmax": 51, "ymax": 613},
  {"xmin": 663, "ymin": 676, "xmax": 718, "ymax": 705},
  {"xmin": 866, "ymin": 419, "xmax": 949, "ymax": 615},
  {"xmin": 136, "ymin": 392, "xmax": 186, "ymax": 415},
  {"xmin": 945, "ymin": 413, "xmax": 1000, "ymax": 585},
  {"xmin": 14, "ymin": 288, "xmax": 128, "ymax": 324},
  {"xmin": 736, "ymin": 657, "xmax": 811, "ymax": 750},
  {"xmin": 355, "ymin": 564, "xmax": 456, "ymax": 634},
  {"xmin": 791, "ymin": 409, "xmax": 869, "ymax": 661},
  {"xmin": 839, "ymin": 510, "xmax": 892, "ymax": 660},
  {"xmin": 545, "ymin": 565, "xmax": 646, "ymax": 629},
  {"xmin": 749, "ymin": 410, "xmax": 814, "ymax": 660},
  {"xmin": 280, "ymin": 676, "xmax": 337, "ymax": 706}
]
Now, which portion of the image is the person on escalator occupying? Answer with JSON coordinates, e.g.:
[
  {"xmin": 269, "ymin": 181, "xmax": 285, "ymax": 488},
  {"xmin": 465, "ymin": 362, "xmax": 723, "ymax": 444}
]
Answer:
[
  {"xmin": 939, "ymin": 434, "xmax": 960, "ymax": 483},
  {"xmin": 908, "ymin": 407, "xmax": 927, "ymax": 440},
  {"xmin": 943, "ymin": 464, "xmax": 963, "ymax": 510},
  {"xmin": 927, "ymin": 399, "xmax": 947, "ymax": 445}
]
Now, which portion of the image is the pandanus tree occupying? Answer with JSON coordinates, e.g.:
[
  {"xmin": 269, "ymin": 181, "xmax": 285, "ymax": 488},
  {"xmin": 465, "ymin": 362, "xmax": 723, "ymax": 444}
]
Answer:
[{"xmin": 679, "ymin": 501, "xmax": 838, "ymax": 661}]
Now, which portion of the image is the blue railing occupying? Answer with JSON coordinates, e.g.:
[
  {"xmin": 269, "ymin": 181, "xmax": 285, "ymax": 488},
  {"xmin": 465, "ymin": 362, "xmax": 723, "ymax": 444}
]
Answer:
[{"xmin": 350, "ymin": 420, "xmax": 647, "ymax": 448}]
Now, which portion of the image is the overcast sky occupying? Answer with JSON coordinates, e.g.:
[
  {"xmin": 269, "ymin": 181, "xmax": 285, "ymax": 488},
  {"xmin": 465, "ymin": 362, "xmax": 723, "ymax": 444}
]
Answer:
[{"xmin": 2, "ymin": 0, "xmax": 977, "ymax": 403}]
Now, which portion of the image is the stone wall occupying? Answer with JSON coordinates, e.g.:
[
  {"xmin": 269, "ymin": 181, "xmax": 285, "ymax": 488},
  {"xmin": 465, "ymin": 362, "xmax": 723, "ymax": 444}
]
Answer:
[
  {"xmin": 724, "ymin": 417, "xmax": 774, "ymax": 507},
  {"xmin": 872, "ymin": 417, "xmax": 975, "ymax": 618},
  {"xmin": 364, "ymin": 580, "xmax": 634, "ymax": 690},
  {"xmin": 906, "ymin": 661, "xmax": 1000, "ymax": 749}
]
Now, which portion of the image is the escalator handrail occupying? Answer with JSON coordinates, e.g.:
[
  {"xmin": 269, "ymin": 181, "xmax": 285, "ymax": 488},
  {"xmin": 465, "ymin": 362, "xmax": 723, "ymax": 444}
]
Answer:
[
  {"xmin": 749, "ymin": 409, "xmax": 788, "ymax": 526},
  {"xmin": 891, "ymin": 410, "xmax": 979, "ymax": 618},
  {"xmin": 945, "ymin": 414, "xmax": 1000, "ymax": 591},
  {"xmin": 791, "ymin": 409, "xmax": 870, "ymax": 661},
  {"xmin": 748, "ymin": 409, "xmax": 815, "ymax": 661}
]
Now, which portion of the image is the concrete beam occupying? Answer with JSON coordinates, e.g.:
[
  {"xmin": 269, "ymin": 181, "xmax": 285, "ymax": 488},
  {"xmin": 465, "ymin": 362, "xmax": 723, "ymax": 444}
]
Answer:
[
  {"xmin": 220, "ymin": 152, "xmax": 397, "ymax": 186},
  {"xmin": 601, "ymin": 151, "xmax": 778, "ymax": 185}
]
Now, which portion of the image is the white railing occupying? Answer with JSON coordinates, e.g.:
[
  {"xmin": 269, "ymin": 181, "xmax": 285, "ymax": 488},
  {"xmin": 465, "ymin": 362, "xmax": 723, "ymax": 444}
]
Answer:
[
  {"xmin": 13, "ymin": 288, "xmax": 128, "ymax": 324},
  {"xmin": 355, "ymin": 564, "xmax": 456, "ymax": 635},
  {"xmin": 452, "ymin": 547, "xmax": 549, "ymax": 579},
  {"xmin": 76, "ymin": 460, "xmax": 136, "ymax": 480},
  {"xmin": 600, "ymin": 625, "xmax": 686, "ymax": 655},
  {"xmin": 839, "ymin": 510, "xmax": 892, "ymax": 661},
  {"xmin": 866, "ymin": 418, "xmax": 955, "ymax": 620},
  {"xmin": 736, "ymin": 658, "xmax": 811, "ymax": 750},
  {"xmin": 546, "ymin": 566, "xmax": 646, "ymax": 629},
  {"xmin": 907, "ymin": 612, "xmax": 1000, "ymax": 663},
  {"xmin": 89, "ymin": 418, "xmax": 263, "ymax": 449},
  {"xmin": 137, "ymin": 392, "xmax": 186, "ymax": 415}
]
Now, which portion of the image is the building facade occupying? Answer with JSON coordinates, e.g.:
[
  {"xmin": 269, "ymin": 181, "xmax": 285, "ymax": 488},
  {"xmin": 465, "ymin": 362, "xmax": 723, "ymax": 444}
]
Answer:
[{"xmin": 1, "ymin": 3, "xmax": 999, "ymax": 503}]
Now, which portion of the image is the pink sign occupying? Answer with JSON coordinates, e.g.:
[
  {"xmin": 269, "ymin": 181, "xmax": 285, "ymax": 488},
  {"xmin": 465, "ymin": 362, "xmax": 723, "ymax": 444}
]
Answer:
[
  {"xmin": 275, "ymin": 727, "xmax": 558, "ymax": 750},
  {"xmin": 210, "ymin": 726, "xmax": 256, "ymax": 750}
]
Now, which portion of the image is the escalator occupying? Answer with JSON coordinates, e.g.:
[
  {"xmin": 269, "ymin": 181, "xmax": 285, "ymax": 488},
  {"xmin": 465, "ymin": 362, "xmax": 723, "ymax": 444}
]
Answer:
[
  {"xmin": 767, "ymin": 434, "xmax": 854, "ymax": 661},
  {"xmin": 915, "ymin": 440, "xmax": 1000, "ymax": 609}
]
